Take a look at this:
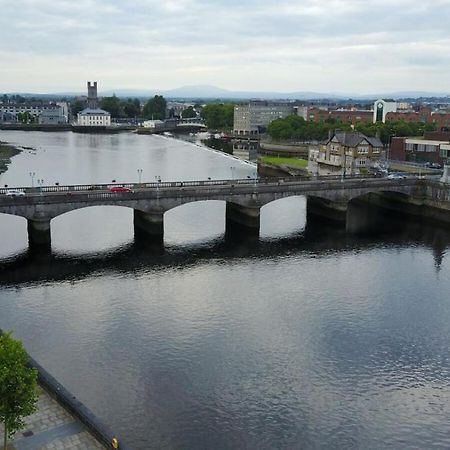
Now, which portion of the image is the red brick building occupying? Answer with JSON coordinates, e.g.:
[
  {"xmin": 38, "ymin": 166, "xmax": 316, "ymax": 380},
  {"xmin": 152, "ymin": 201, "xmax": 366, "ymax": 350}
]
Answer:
[
  {"xmin": 306, "ymin": 107, "xmax": 373, "ymax": 125},
  {"xmin": 390, "ymin": 136, "xmax": 450, "ymax": 164}
]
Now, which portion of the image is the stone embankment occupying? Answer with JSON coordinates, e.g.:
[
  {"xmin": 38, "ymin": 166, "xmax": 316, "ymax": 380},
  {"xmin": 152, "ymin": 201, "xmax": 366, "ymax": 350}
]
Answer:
[{"xmin": 0, "ymin": 329, "xmax": 131, "ymax": 450}]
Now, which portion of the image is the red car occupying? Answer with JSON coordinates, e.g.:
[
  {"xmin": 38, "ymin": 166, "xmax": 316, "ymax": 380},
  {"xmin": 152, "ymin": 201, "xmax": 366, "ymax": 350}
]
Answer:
[{"xmin": 109, "ymin": 186, "xmax": 133, "ymax": 193}]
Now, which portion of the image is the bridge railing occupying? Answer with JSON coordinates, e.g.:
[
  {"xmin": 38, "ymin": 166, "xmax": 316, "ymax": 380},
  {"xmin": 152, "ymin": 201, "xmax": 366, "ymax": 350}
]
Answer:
[{"xmin": 0, "ymin": 173, "xmax": 385, "ymax": 195}]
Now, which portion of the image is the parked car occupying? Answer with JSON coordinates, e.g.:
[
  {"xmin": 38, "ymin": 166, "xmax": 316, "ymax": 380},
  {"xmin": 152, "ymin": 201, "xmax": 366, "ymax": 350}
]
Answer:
[
  {"xmin": 5, "ymin": 189, "xmax": 26, "ymax": 196},
  {"xmin": 424, "ymin": 162, "xmax": 442, "ymax": 169},
  {"xmin": 108, "ymin": 186, "xmax": 133, "ymax": 193}
]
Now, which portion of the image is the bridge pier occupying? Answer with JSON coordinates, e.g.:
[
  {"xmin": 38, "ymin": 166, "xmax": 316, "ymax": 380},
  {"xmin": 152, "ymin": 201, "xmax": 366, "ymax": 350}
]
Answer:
[
  {"xmin": 306, "ymin": 197, "xmax": 348, "ymax": 225},
  {"xmin": 346, "ymin": 195, "xmax": 384, "ymax": 234},
  {"xmin": 133, "ymin": 210, "xmax": 164, "ymax": 243},
  {"xmin": 225, "ymin": 202, "xmax": 260, "ymax": 236},
  {"xmin": 27, "ymin": 219, "xmax": 51, "ymax": 249}
]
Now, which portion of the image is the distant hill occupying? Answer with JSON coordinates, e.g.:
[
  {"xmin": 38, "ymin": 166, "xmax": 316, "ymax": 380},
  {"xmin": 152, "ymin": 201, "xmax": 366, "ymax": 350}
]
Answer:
[{"xmin": 4, "ymin": 85, "xmax": 450, "ymax": 101}]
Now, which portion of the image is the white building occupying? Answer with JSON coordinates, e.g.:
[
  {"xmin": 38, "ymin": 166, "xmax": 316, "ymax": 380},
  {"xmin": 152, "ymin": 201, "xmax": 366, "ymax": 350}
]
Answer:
[
  {"xmin": 77, "ymin": 108, "xmax": 111, "ymax": 126},
  {"xmin": 143, "ymin": 119, "xmax": 164, "ymax": 128},
  {"xmin": 373, "ymin": 99, "xmax": 397, "ymax": 123},
  {"xmin": 0, "ymin": 103, "xmax": 66, "ymax": 123}
]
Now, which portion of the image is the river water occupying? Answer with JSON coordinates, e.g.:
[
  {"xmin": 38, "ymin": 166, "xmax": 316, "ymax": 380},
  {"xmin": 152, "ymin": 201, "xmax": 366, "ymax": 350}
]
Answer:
[{"xmin": 1, "ymin": 131, "xmax": 450, "ymax": 450}]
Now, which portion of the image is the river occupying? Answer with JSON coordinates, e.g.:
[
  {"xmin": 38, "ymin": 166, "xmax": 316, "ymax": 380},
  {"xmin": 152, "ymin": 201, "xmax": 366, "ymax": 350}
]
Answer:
[{"xmin": 1, "ymin": 130, "xmax": 450, "ymax": 450}]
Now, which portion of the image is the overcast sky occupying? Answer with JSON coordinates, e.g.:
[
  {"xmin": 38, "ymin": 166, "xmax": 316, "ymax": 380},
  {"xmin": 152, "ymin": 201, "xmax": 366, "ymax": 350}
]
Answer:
[{"xmin": 0, "ymin": 0, "xmax": 449, "ymax": 95}]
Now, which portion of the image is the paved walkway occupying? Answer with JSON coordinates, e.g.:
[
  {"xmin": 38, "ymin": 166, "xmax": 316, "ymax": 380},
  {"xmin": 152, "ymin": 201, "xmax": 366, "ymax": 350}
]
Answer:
[{"xmin": 0, "ymin": 387, "xmax": 105, "ymax": 449}]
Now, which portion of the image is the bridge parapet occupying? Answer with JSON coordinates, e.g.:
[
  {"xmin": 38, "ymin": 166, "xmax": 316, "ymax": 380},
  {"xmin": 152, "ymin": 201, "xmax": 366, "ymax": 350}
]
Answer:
[{"xmin": 0, "ymin": 176, "xmax": 446, "ymax": 251}]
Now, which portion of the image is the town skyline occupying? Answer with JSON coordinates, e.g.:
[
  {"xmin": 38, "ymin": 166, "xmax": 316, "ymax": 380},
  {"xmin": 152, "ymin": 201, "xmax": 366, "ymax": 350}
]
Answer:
[{"xmin": 1, "ymin": 0, "xmax": 449, "ymax": 94}]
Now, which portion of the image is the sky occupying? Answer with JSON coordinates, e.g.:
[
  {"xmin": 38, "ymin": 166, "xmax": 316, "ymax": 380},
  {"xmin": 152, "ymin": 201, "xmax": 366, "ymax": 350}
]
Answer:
[{"xmin": 0, "ymin": 0, "xmax": 449, "ymax": 95}]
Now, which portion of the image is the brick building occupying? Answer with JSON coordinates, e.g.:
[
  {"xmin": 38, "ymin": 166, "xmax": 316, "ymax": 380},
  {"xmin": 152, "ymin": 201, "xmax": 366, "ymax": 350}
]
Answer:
[{"xmin": 390, "ymin": 135, "xmax": 450, "ymax": 164}]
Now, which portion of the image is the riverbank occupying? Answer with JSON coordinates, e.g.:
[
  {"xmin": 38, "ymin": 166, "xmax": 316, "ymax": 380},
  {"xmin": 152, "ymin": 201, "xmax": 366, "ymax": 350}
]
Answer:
[
  {"xmin": 0, "ymin": 328, "xmax": 130, "ymax": 450},
  {"xmin": 258, "ymin": 156, "xmax": 309, "ymax": 177},
  {"xmin": 0, "ymin": 387, "xmax": 105, "ymax": 450},
  {"xmin": 0, "ymin": 141, "xmax": 22, "ymax": 174}
]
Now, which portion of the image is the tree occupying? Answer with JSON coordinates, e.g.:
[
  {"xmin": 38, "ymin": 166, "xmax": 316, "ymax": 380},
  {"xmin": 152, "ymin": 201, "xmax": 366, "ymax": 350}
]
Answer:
[
  {"xmin": 101, "ymin": 95, "xmax": 121, "ymax": 118},
  {"xmin": 16, "ymin": 112, "xmax": 34, "ymax": 124},
  {"xmin": 0, "ymin": 332, "xmax": 38, "ymax": 450},
  {"xmin": 143, "ymin": 95, "xmax": 167, "ymax": 120},
  {"xmin": 70, "ymin": 100, "xmax": 85, "ymax": 117},
  {"xmin": 201, "ymin": 103, "xmax": 234, "ymax": 130},
  {"xmin": 181, "ymin": 106, "xmax": 196, "ymax": 119},
  {"xmin": 123, "ymin": 98, "xmax": 141, "ymax": 118}
]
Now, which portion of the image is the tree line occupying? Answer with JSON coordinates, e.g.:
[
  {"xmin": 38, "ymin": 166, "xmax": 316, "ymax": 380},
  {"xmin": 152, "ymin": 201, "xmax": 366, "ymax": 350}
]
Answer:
[
  {"xmin": 200, "ymin": 103, "xmax": 234, "ymax": 130},
  {"xmin": 267, "ymin": 115, "xmax": 437, "ymax": 143}
]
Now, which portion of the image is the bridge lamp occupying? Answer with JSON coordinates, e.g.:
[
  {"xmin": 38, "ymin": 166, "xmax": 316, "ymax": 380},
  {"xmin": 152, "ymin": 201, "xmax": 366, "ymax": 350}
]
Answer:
[
  {"xmin": 29, "ymin": 172, "xmax": 36, "ymax": 188},
  {"xmin": 37, "ymin": 179, "xmax": 44, "ymax": 194},
  {"xmin": 137, "ymin": 169, "xmax": 143, "ymax": 184},
  {"xmin": 155, "ymin": 175, "xmax": 161, "ymax": 192}
]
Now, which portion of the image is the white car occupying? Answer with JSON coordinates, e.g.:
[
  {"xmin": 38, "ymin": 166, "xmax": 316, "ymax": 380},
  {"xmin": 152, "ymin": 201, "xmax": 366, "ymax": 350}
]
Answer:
[
  {"xmin": 5, "ymin": 189, "xmax": 26, "ymax": 196},
  {"xmin": 387, "ymin": 173, "xmax": 407, "ymax": 180}
]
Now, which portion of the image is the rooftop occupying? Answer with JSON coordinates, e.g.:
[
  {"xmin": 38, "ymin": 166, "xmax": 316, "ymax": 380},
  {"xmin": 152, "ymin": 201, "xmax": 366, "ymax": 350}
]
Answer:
[{"xmin": 79, "ymin": 108, "xmax": 110, "ymax": 115}]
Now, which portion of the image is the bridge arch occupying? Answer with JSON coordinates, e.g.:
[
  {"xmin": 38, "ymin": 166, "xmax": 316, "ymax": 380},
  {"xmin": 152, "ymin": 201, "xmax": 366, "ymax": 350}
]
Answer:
[{"xmin": 164, "ymin": 200, "xmax": 227, "ymax": 245}]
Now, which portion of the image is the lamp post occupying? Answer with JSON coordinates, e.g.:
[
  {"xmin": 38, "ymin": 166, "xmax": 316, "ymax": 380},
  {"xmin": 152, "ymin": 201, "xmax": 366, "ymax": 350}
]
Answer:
[
  {"xmin": 137, "ymin": 169, "xmax": 143, "ymax": 184},
  {"xmin": 29, "ymin": 172, "xmax": 36, "ymax": 188},
  {"xmin": 230, "ymin": 166, "xmax": 235, "ymax": 180},
  {"xmin": 37, "ymin": 179, "xmax": 44, "ymax": 195},
  {"xmin": 155, "ymin": 175, "xmax": 161, "ymax": 194},
  {"xmin": 387, "ymin": 134, "xmax": 395, "ymax": 171},
  {"xmin": 253, "ymin": 170, "xmax": 257, "ymax": 187}
]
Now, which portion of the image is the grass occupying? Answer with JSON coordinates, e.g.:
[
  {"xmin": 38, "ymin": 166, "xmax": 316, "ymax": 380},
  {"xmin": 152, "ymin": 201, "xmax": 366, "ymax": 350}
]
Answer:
[{"xmin": 260, "ymin": 156, "xmax": 308, "ymax": 168}]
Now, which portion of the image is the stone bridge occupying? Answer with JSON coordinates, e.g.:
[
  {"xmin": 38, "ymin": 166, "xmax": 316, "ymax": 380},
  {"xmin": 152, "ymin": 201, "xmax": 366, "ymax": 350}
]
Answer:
[{"xmin": 0, "ymin": 176, "xmax": 448, "ymax": 248}]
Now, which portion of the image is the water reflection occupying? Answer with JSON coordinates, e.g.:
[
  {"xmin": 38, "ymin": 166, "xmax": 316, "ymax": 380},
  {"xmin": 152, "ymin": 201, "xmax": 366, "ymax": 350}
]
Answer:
[
  {"xmin": 2, "ymin": 131, "xmax": 450, "ymax": 449},
  {"xmin": 1, "ymin": 217, "xmax": 449, "ymax": 287}
]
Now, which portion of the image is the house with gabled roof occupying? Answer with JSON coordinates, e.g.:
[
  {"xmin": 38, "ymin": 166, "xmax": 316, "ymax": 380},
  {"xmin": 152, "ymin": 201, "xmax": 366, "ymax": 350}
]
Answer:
[{"xmin": 312, "ymin": 131, "xmax": 384, "ymax": 176}]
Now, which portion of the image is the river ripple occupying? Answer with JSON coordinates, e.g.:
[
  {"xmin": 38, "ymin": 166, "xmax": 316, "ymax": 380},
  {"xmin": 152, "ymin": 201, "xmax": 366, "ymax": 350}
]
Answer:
[{"xmin": 1, "ymin": 131, "xmax": 450, "ymax": 449}]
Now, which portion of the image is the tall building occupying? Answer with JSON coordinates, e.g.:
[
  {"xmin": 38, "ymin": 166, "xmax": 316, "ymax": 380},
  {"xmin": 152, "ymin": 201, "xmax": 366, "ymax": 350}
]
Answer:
[
  {"xmin": 87, "ymin": 81, "xmax": 98, "ymax": 109},
  {"xmin": 233, "ymin": 101, "xmax": 295, "ymax": 136},
  {"xmin": 373, "ymin": 99, "xmax": 397, "ymax": 123},
  {"xmin": 77, "ymin": 81, "xmax": 111, "ymax": 126}
]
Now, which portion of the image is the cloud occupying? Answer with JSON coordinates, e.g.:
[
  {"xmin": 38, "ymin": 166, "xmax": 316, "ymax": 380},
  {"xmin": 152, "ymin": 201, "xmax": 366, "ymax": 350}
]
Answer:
[{"xmin": 0, "ymin": 0, "xmax": 449, "ymax": 93}]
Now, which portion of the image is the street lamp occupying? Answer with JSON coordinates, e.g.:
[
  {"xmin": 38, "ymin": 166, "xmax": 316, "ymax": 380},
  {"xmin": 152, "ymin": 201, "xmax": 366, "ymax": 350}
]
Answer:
[
  {"xmin": 387, "ymin": 134, "xmax": 396, "ymax": 171},
  {"xmin": 155, "ymin": 175, "xmax": 161, "ymax": 194},
  {"xmin": 137, "ymin": 169, "xmax": 143, "ymax": 184},
  {"xmin": 29, "ymin": 172, "xmax": 36, "ymax": 188},
  {"xmin": 230, "ymin": 166, "xmax": 236, "ymax": 180},
  {"xmin": 37, "ymin": 179, "xmax": 44, "ymax": 195}
]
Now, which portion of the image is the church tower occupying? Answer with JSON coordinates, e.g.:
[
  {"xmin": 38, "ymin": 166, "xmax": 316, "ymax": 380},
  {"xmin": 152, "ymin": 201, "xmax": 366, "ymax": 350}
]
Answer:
[{"xmin": 87, "ymin": 81, "xmax": 98, "ymax": 109}]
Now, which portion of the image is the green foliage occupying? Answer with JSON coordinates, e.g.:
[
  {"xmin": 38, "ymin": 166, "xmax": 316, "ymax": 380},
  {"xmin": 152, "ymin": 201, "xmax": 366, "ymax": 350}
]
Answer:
[
  {"xmin": 181, "ymin": 106, "xmax": 197, "ymax": 119},
  {"xmin": 0, "ymin": 332, "xmax": 38, "ymax": 449},
  {"xmin": 123, "ymin": 98, "xmax": 141, "ymax": 118},
  {"xmin": 201, "ymin": 103, "xmax": 234, "ymax": 130},
  {"xmin": 16, "ymin": 112, "xmax": 35, "ymax": 124},
  {"xmin": 70, "ymin": 100, "xmax": 85, "ymax": 117},
  {"xmin": 100, "ymin": 95, "xmax": 121, "ymax": 118},
  {"xmin": 143, "ymin": 95, "xmax": 167, "ymax": 120},
  {"xmin": 267, "ymin": 116, "xmax": 438, "ymax": 143},
  {"xmin": 268, "ymin": 116, "xmax": 352, "ymax": 141}
]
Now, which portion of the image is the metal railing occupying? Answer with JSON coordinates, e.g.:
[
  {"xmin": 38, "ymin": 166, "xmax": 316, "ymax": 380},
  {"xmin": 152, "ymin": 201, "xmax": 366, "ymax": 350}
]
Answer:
[{"xmin": 0, "ymin": 173, "xmax": 417, "ymax": 197}]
